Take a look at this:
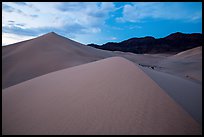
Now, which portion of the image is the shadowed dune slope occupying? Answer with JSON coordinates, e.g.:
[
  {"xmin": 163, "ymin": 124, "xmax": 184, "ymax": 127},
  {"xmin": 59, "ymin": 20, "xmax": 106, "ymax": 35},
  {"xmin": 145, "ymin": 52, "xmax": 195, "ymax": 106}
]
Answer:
[
  {"xmin": 172, "ymin": 46, "xmax": 202, "ymax": 59},
  {"xmin": 158, "ymin": 46, "xmax": 202, "ymax": 83},
  {"xmin": 2, "ymin": 32, "xmax": 114, "ymax": 89},
  {"xmin": 2, "ymin": 57, "xmax": 201, "ymax": 135},
  {"xmin": 140, "ymin": 66, "xmax": 202, "ymax": 125}
]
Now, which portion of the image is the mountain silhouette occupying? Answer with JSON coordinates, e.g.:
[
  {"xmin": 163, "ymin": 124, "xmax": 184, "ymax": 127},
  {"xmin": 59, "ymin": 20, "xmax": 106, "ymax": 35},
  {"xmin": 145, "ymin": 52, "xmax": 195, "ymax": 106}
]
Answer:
[{"xmin": 87, "ymin": 32, "xmax": 202, "ymax": 54}]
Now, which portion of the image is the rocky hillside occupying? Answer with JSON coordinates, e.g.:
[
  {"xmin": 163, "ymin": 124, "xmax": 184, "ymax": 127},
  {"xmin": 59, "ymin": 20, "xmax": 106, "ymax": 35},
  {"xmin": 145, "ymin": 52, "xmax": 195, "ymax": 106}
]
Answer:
[{"xmin": 87, "ymin": 32, "xmax": 202, "ymax": 54}]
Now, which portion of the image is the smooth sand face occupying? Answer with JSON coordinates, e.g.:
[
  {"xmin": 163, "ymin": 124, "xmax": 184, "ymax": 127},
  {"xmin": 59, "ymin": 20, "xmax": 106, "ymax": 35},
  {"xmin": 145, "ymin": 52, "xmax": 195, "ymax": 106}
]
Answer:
[{"xmin": 2, "ymin": 57, "xmax": 201, "ymax": 135}]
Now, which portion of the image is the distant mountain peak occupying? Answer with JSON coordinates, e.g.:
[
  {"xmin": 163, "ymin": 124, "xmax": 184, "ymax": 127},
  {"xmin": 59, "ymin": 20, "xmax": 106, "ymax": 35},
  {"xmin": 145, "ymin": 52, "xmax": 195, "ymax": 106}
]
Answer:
[
  {"xmin": 165, "ymin": 32, "xmax": 184, "ymax": 37},
  {"xmin": 143, "ymin": 36, "xmax": 155, "ymax": 39},
  {"xmin": 87, "ymin": 32, "xmax": 202, "ymax": 54},
  {"xmin": 164, "ymin": 32, "xmax": 201, "ymax": 40},
  {"xmin": 173, "ymin": 32, "xmax": 183, "ymax": 34}
]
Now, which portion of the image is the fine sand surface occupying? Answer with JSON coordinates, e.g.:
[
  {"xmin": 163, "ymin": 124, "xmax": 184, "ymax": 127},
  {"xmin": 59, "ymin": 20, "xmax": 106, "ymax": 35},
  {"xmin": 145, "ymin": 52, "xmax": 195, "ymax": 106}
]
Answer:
[
  {"xmin": 2, "ymin": 57, "xmax": 201, "ymax": 135},
  {"xmin": 158, "ymin": 46, "xmax": 202, "ymax": 84},
  {"xmin": 172, "ymin": 46, "xmax": 202, "ymax": 59},
  {"xmin": 139, "ymin": 66, "xmax": 202, "ymax": 125},
  {"xmin": 2, "ymin": 32, "xmax": 115, "ymax": 89},
  {"xmin": 2, "ymin": 32, "xmax": 201, "ymax": 89},
  {"xmin": 112, "ymin": 47, "xmax": 202, "ymax": 85},
  {"xmin": 116, "ymin": 46, "xmax": 202, "ymax": 84}
]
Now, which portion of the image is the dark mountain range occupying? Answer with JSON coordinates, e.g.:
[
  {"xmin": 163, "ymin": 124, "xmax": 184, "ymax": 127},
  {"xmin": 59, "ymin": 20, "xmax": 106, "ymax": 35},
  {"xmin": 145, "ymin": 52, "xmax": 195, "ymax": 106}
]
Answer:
[{"xmin": 87, "ymin": 32, "xmax": 202, "ymax": 54}]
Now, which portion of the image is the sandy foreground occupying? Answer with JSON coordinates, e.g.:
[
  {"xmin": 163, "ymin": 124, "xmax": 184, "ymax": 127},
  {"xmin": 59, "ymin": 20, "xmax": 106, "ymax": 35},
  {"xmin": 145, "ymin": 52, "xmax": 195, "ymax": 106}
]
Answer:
[{"xmin": 2, "ymin": 57, "xmax": 201, "ymax": 135}]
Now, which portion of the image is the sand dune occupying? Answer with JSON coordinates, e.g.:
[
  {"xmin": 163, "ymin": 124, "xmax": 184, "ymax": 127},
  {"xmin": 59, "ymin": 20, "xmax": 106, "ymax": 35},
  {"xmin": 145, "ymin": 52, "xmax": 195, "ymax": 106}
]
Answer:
[
  {"xmin": 2, "ymin": 32, "xmax": 202, "ymax": 89},
  {"xmin": 2, "ymin": 33, "xmax": 202, "ymax": 135},
  {"xmin": 172, "ymin": 46, "xmax": 202, "ymax": 59},
  {"xmin": 2, "ymin": 32, "xmax": 114, "ymax": 89},
  {"xmin": 140, "ymin": 66, "xmax": 202, "ymax": 125},
  {"xmin": 2, "ymin": 57, "xmax": 201, "ymax": 135},
  {"xmin": 158, "ymin": 46, "xmax": 202, "ymax": 83}
]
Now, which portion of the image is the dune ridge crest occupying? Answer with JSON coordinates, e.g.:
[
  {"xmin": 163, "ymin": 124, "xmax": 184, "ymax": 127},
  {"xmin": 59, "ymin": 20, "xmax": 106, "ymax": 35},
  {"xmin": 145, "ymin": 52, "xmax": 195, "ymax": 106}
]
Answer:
[{"xmin": 3, "ymin": 57, "xmax": 201, "ymax": 135}]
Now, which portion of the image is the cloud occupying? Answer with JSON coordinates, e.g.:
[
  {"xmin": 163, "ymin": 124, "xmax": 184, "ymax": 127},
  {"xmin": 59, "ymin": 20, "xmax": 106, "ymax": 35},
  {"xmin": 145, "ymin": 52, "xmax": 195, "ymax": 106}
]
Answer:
[
  {"xmin": 2, "ymin": 4, "xmax": 15, "ymax": 12},
  {"xmin": 116, "ymin": 2, "xmax": 202, "ymax": 23},
  {"xmin": 30, "ymin": 14, "xmax": 38, "ymax": 18},
  {"xmin": 2, "ymin": 33, "xmax": 35, "ymax": 46},
  {"xmin": 3, "ymin": 3, "xmax": 25, "ymax": 15},
  {"xmin": 3, "ymin": 2, "xmax": 116, "ymax": 33},
  {"xmin": 2, "ymin": 2, "xmax": 118, "ymax": 45},
  {"xmin": 13, "ymin": 2, "xmax": 40, "ymax": 12},
  {"xmin": 13, "ymin": 2, "xmax": 28, "ymax": 6},
  {"xmin": 2, "ymin": 22, "xmax": 98, "ymax": 39},
  {"xmin": 16, "ymin": 23, "xmax": 26, "ymax": 27},
  {"xmin": 3, "ymin": 26, "xmax": 40, "ymax": 36},
  {"xmin": 3, "ymin": 3, "xmax": 38, "ymax": 19},
  {"xmin": 6, "ymin": 20, "xmax": 26, "ymax": 28},
  {"xmin": 57, "ymin": 2, "xmax": 88, "ymax": 12},
  {"xmin": 2, "ymin": 2, "xmax": 116, "ymax": 45},
  {"xmin": 8, "ymin": 20, "xmax": 15, "ymax": 23},
  {"xmin": 110, "ymin": 37, "xmax": 117, "ymax": 40},
  {"xmin": 55, "ymin": 2, "xmax": 116, "ymax": 27}
]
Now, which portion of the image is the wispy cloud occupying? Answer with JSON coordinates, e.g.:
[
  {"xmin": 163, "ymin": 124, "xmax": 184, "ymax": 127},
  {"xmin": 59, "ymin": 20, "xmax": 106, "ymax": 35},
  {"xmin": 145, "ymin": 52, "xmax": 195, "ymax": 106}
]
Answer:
[
  {"xmin": 8, "ymin": 20, "xmax": 15, "ymax": 23},
  {"xmin": 16, "ymin": 23, "xmax": 26, "ymax": 27},
  {"xmin": 3, "ymin": 3, "xmax": 39, "ymax": 19},
  {"xmin": 56, "ymin": 2, "xmax": 116, "ymax": 28},
  {"xmin": 13, "ymin": 2, "xmax": 40, "ymax": 12},
  {"xmin": 2, "ymin": 26, "xmax": 39, "ymax": 36},
  {"xmin": 3, "ymin": 2, "xmax": 115, "ymax": 33},
  {"xmin": 2, "ymin": 2, "xmax": 202, "ymax": 46},
  {"xmin": 2, "ymin": 22, "xmax": 100, "ymax": 40},
  {"xmin": 2, "ymin": 33, "xmax": 35, "ymax": 46},
  {"xmin": 13, "ymin": 2, "xmax": 28, "ymax": 6},
  {"xmin": 116, "ymin": 2, "xmax": 202, "ymax": 23},
  {"xmin": 2, "ymin": 2, "xmax": 116, "ymax": 45},
  {"xmin": 7, "ymin": 20, "xmax": 26, "ymax": 28},
  {"xmin": 110, "ymin": 37, "xmax": 117, "ymax": 40},
  {"xmin": 2, "ymin": 4, "xmax": 15, "ymax": 12},
  {"xmin": 30, "ymin": 14, "xmax": 38, "ymax": 18}
]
